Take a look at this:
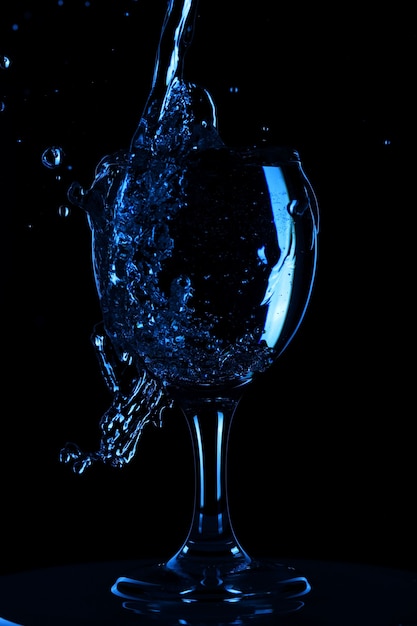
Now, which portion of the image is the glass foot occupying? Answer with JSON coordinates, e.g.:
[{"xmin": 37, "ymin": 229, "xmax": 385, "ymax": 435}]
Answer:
[{"xmin": 111, "ymin": 558, "xmax": 311, "ymax": 624}]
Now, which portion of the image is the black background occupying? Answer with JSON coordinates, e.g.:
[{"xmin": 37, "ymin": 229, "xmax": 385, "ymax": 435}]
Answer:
[{"xmin": 1, "ymin": 0, "xmax": 415, "ymax": 578}]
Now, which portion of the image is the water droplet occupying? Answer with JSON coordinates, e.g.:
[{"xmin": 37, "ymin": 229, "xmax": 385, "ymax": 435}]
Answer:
[
  {"xmin": 41, "ymin": 146, "xmax": 64, "ymax": 169},
  {"xmin": 0, "ymin": 56, "xmax": 11, "ymax": 70},
  {"xmin": 58, "ymin": 205, "xmax": 71, "ymax": 218}
]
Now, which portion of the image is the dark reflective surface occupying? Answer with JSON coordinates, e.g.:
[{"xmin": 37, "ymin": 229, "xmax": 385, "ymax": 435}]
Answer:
[{"xmin": 0, "ymin": 560, "xmax": 416, "ymax": 625}]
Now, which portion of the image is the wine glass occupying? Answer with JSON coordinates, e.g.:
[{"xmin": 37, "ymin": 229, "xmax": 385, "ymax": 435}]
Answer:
[
  {"xmin": 105, "ymin": 144, "xmax": 318, "ymax": 622},
  {"xmin": 60, "ymin": 0, "xmax": 319, "ymax": 621}
]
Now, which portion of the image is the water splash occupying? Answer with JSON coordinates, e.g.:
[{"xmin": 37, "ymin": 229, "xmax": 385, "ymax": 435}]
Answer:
[
  {"xmin": 61, "ymin": 0, "xmax": 205, "ymax": 473},
  {"xmin": 60, "ymin": 0, "xmax": 319, "ymax": 473},
  {"xmin": 60, "ymin": 324, "xmax": 173, "ymax": 473}
]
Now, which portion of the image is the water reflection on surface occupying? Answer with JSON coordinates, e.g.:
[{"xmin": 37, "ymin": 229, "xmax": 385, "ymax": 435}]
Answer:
[{"xmin": 0, "ymin": 559, "xmax": 416, "ymax": 625}]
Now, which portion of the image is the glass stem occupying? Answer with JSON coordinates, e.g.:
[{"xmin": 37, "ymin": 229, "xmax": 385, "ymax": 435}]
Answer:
[{"xmin": 166, "ymin": 394, "xmax": 252, "ymax": 572}]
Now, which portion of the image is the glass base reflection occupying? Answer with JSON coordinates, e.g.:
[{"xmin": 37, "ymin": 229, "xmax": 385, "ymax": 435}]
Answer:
[{"xmin": 112, "ymin": 557, "xmax": 311, "ymax": 624}]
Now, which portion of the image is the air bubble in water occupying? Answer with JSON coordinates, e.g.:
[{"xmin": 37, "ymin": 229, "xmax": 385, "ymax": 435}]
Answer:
[{"xmin": 42, "ymin": 146, "xmax": 64, "ymax": 169}]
